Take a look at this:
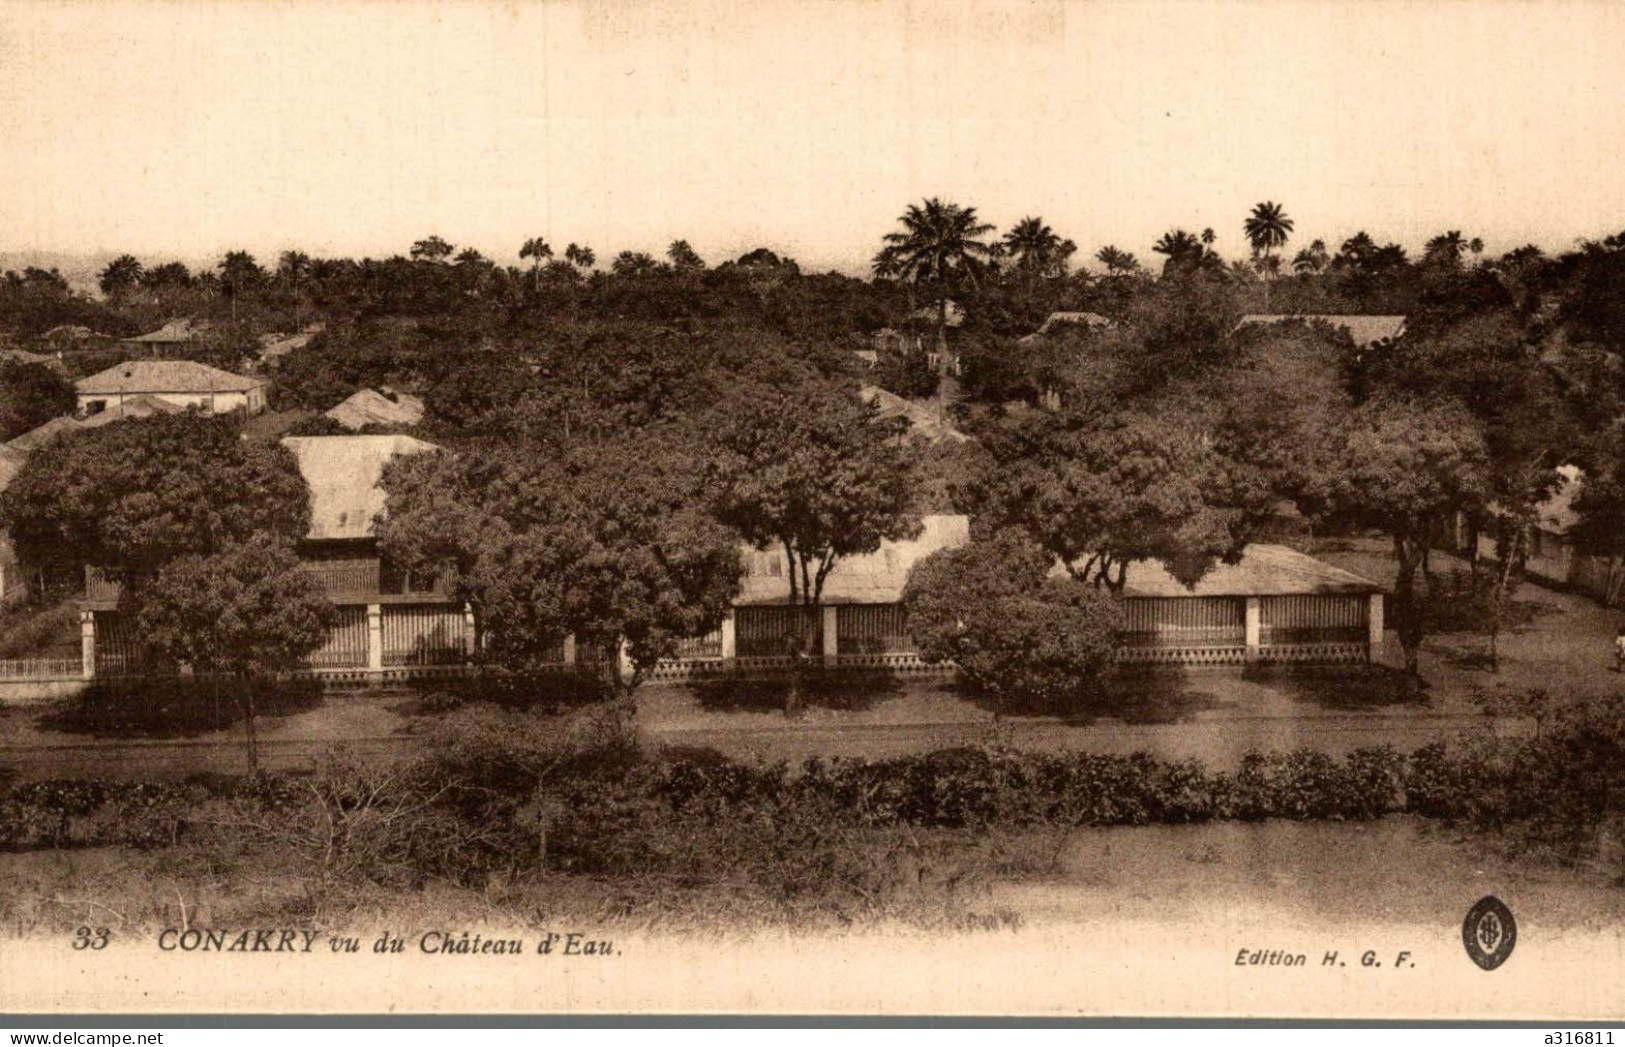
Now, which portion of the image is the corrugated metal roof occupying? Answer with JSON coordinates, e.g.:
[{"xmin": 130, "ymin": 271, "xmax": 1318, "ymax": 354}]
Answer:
[
  {"xmin": 121, "ymin": 318, "xmax": 205, "ymax": 343},
  {"xmin": 1237, "ymin": 314, "xmax": 1407, "ymax": 348},
  {"xmin": 860, "ymin": 385, "xmax": 969, "ymax": 444},
  {"xmin": 78, "ymin": 394, "xmax": 184, "ymax": 428},
  {"xmin": 280, "ymin": 434, "xmax": 440, "ymax": 541},
  {"xmin": 1019, "ymin": 311, "xmax": 1114, "ymax": 345},
  {"xmin": 1120, "ymin": 544, "xmax": 1384, "ymax": 597},
  {"xmin": 4, "ymin": 415, "xmax": 84, "ymax": 453},
  {"xmin": 736, "ymin": 515, "xmax": 970, "ymax": 606},
  {"xmin": 325, "ymin": 388, "xmax": 425, "ymax": 430},
  {"xmin": 77, "ymin": 360, "xmax": 264, "ymax": 395}
]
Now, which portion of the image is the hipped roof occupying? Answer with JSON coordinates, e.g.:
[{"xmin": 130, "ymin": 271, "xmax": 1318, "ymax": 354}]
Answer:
[
  {"xmin": 1119, "ymin": 544, "xmax": 1385, "ymax": 597},
  {"xmin": 281, "ymin": 434, "xmax": 439, "ymax": 541},
  {"xmin": 77, "ymin": 360, "xmax": 263, "ymax": 396}
]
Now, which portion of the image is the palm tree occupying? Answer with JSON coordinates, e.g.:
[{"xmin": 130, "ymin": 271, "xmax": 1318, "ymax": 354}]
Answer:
[
  {"xmin": 1292, "ymin": 239, "xmax": 1329, "ymax": 276},
  {"xmin": 519, "ymin": 237, "xmax": 552, "ymax": 289},
  {"xmin": 881, "ymin": 197, "xmax": 995, "ymax": 358},
  {"xmin": 1095, "ymin": 245, "xmax": 1140, "ymax": 275},
  {"xmin": 1002, "ymin": 215, "xmax": 1070, "ymax": 288},
  {"xmin": 1423, "ymin": 230, "xmax": 1468, "ymax": 269},
  {"xmin": 564, "ymin": 243, "xmax": 595, "ymax": 270},
  {"xmin": 410, "ymin": 235, "xmax": 454, "ymax": 263},
  {"xmin": 98, "ymin": 254, "xmax": 144, "ymax": 299},
  {"xmin": 277, "ymin": 251, "xmax": 312, "ymax": 324},
  {"xmin": 218, "ymin": 250, "xmax": 263, "ymax": 322},
  {"xmin": 667, "ymin": 239, "xmax": 705, "ymax": 270},
  {"xmin": 1338, "ymin": 231, "xmax": 1377, "ymax": 265},
  {"xmin": 611, "ymin": 250, "xmax": 660, "ymax": 276},
  {"xmin": 1152, "ymin": 229, "xmax": 1204, "ymax": 278},
  {"xmin": 1243, "ymin": 201, "xmax": 1294, "ymax": 308},
  {"xmin": 1201, "ymin": 228, "xmax": 1216, "ymax": 246},
  {"xmin": 870, "ymin": 246, "xmax": 903, "ymax": 281}
]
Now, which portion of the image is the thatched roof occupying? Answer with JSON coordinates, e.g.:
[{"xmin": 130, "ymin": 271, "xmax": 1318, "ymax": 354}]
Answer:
[
  {"xmin": 736, "ymin": 515, "xmax": 970, "ymax": 606},
  {"xmin": 280, "ymin": 434, "xmax": 439, "ymax": 541}
]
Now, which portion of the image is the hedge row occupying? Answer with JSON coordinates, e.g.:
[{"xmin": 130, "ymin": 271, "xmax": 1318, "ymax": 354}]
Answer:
[{"xmin": 0, "ymin": 742, "xmax": 1480, "ymax": 851}]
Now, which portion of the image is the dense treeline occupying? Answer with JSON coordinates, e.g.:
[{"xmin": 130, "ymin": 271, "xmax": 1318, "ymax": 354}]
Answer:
[{"xmin": 9, "ymin": 207, "xmax": 1625, "ymax": 693}]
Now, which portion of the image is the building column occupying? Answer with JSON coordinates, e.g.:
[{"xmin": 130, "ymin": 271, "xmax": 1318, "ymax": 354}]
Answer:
[
  {"xmin": 366, "ymin": 604, "xmax": 383, "ymax": 671},
  {"xmin": 80, "ymin": 610, "xmax": 96, "ymax": 681},
  {"xmin": 719, "ymin": 612, "xmax": 737, "ymax": 660},
  {"xmin": 617, "ymin": 638, "xmax": 634, "ymax": 683},
  {"xmin": 822, "ymin": 605, "xmax": 840, "ymax": 663},
  {"xmin": 1368, "ymin": 593, "xmax": 1385, "ymax": 662},
  {"xmin": 1244, "ymin": 597, "xmax": 1261, "ymax": 661},
  {"xmin": 562, "ymin": 633, "xmax": 577, "ymax": 666},
  {"xmin": 463, "ymin": 604, "xmax": 477, "ymax": 657}
]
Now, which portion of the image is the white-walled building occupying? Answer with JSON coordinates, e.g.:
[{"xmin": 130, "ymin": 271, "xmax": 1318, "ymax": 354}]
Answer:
[{"xmin": 76, "ymin": 360, "xmax": 267, "ymax": 416}]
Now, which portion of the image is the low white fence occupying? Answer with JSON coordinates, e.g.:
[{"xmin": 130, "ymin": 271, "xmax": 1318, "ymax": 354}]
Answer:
[{"xmin": 0, "ymin": 657, "xmax": 83, "ymax": 681}]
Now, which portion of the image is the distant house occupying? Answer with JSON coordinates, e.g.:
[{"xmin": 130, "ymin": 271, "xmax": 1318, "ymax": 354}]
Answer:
[
  {"xmin": 41, "ymin": 325, "xmax": 114, "ymax": 353},
  {"xmin": 1461, "ymin": 464, "xmax": 1625, "ymax": 602},
  {"xmin": 119, "ymin": 318, "xmax": 207, "ymax": 355},
  {"xmin": 82, "ymin": 434, "xmax": 468, "ymax": 678},
  {"xmin": 76, "ymin": 360, "xmax": 267, "ymax": 416},
  {"xmin": 325, "ymin": 387, "xmax": 425, "ymax": 431},
  {"xmin": 2, "ymin": 397, "xmax": 182, "ymax": 457},
  {"xmin": 860, "ymin": 385, "xmax": 969, "ymax": 445},
  {"xmin": 1018, "ymin": 311, "xmax": 1113, "ymax": 345},
  {"xmin": 0, "ymin": 347, "xmax": 68, "ymax": 374},
  {"xmin": 4, "ymin": 415, "xmax": 87, "ymax": 454},
  {"xmin": 256, "ymin": 323, "xmax": 324, "ymax": 369},
  {"xmin": 1236, "ymin": 314, "xmax": 1407, "ymax": 351}
]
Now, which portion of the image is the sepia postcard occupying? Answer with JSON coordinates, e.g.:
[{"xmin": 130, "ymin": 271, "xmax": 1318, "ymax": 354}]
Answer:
[{"xmin": 1, "ymin": 0, "xmax": 1624, "ymax": 1022}]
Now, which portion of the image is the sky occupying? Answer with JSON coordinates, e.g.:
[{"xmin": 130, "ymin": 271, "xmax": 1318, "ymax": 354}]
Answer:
[{"xmin": 2, "ymin": 0, "xmax": 1625, "ymax": 276}]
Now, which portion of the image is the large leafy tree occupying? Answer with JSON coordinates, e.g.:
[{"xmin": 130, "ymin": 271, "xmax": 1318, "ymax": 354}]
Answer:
[
  {"xmin": 905, "ymin": 527, "xmax": 1120, "ymax": 713},
  {"xmin": 0, "ymin": 360, "xmax": 76, "ymax": 441},
  {"xmin": 377, "ymin": 434, "xmax": 741, "ymax": 691},
  {"xmin": 0, "ymin": 411, "xmax": 310, "ymax": 582},
  {"xmin": 137, "ymin": 535, "xmax": 336, "ymax": 769},
  {"xmin": 966, "ymin": 410, "xmax": 1274, "ymax": 592},
  {"xmin": 880, "ymin": 197, "xmax": 995, "ymax": 354},
  {"xmin": 1303, "ymin": 396, "xmax": 1492, "ymax": 679},
  {"xmin": 707, "ymin": 378, "xmax": 921, "ymax": 670}
]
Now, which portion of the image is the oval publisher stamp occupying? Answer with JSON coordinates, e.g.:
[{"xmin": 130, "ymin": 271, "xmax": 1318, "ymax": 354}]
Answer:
[{"xmin": 1462, "ymin": 895, "xmax": 1517, "ymax": 971}]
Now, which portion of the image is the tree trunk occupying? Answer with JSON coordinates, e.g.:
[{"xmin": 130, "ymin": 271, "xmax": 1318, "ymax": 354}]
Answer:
[
  {"xmin": 1392, "ymin": 535, "xmax": 1425, "ymax": 686},
  {"xmin": 242, "ymin": 678, "xmax": 259, "ymax": 774}
]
